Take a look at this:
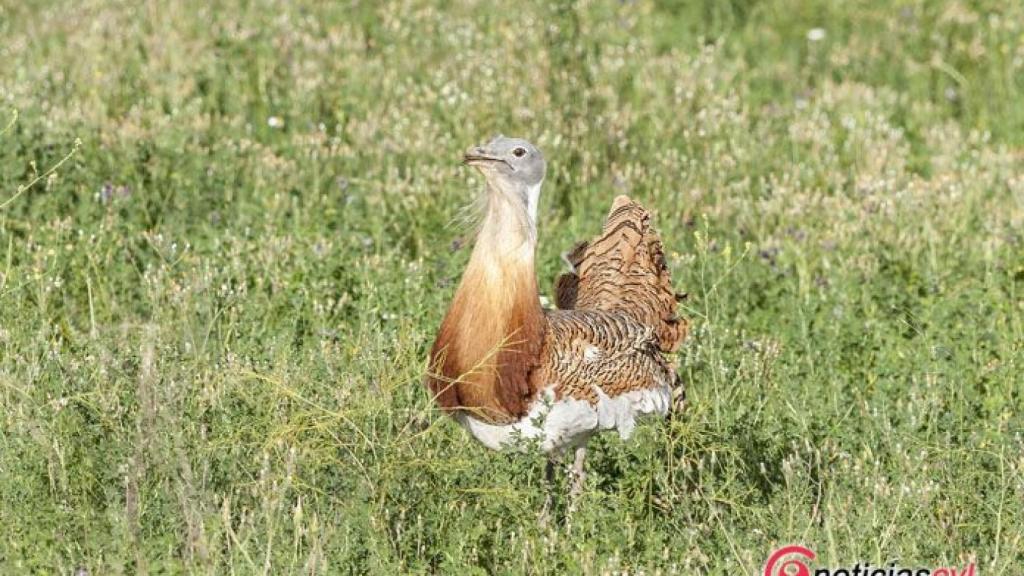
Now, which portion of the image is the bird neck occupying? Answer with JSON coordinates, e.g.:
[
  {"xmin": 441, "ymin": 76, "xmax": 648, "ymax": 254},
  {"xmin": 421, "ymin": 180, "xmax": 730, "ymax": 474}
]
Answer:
[
  {"xmin": 476, "ymin": 180, "xmax": 538, "ymax": 256},
  {"xmin": 427, "ymin": 185, "xmax": 545, "ymax": 422}
]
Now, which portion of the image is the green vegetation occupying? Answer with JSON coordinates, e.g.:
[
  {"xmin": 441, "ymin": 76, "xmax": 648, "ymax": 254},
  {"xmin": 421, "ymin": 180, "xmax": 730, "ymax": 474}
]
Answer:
[{"xmin": 2, "ymin": 0, "xmax": 1022, "ymax": 573}]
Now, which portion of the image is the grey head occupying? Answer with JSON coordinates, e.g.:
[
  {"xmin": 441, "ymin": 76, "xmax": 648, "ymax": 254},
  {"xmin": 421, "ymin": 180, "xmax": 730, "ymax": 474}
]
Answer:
[{"xmin": 463, "ymin": 135, "xmax": 546, "ymax": 189}]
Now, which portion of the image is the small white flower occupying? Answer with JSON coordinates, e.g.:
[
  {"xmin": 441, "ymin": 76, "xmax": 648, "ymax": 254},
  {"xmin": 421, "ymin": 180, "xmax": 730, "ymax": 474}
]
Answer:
[
  {"xmin": 267, "ymin": 116, "xmax": 283, "ymax": 128},
  {"xmin": 807, "ymin": 27, "xmax": 826, "ymax": 42}
]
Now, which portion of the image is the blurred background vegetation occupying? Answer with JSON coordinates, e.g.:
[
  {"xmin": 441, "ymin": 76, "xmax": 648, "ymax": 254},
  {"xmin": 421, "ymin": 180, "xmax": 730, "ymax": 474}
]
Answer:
[{"xmin": 1, "ymin": 0, "xmax": 1022, "ymax": 573}]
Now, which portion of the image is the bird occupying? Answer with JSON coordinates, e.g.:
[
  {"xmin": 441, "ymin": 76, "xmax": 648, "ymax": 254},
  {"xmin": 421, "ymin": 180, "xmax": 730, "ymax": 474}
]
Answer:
[{"xmin": 426, "ymin": 135, "xmax": 687, "ymax": 508}]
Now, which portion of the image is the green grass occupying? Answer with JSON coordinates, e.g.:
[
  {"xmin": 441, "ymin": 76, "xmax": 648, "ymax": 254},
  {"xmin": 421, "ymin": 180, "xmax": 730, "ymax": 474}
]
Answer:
[{"xmin": 2, "ymin": 0, "xmax": 1022, "ymax": 573}]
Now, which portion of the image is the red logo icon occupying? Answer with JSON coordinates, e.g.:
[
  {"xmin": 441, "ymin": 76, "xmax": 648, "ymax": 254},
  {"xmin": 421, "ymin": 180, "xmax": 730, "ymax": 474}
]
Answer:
[{"xmin": 764, "ymin": 545, "xmax": 816, "ymax": 576}]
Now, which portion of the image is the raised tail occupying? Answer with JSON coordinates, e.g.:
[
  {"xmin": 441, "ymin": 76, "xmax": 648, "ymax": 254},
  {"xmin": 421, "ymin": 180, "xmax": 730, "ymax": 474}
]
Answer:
[{"xmin": 554, "ymin": 195, "xmax": 687, "ymax": 353}]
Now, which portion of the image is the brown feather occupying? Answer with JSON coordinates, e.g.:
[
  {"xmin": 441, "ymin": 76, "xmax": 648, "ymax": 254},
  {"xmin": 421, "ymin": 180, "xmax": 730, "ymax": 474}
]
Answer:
[
  {"xmin": 427, "ymin": 255, "xmax": 545, "ymax": 423},
  {"xmin": 531, "ymin": 309, "xmax": 674, "ymax": 404},
  {"xmin": 428, "ymin": 193, "xmax": 687, "ymax": 423},
  {"xmin": 554, "ymin": 272, "xmax": 579, "ymax": 309},
  {"xmin": 557, "ymin": 195, "xmax": 687, "ymax": 352}
]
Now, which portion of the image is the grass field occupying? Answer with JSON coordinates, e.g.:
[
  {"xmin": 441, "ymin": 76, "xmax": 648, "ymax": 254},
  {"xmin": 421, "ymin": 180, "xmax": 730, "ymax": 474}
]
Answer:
[{"xmin": 2, "ymin": 0, "xmax": 1023, "ymax": 573}]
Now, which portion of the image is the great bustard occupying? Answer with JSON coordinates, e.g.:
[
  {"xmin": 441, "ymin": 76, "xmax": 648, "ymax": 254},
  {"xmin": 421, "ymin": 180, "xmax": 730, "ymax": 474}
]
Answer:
[{"xmin": 426, "ymin": 136, "xmax": 687, "ymax": 507}]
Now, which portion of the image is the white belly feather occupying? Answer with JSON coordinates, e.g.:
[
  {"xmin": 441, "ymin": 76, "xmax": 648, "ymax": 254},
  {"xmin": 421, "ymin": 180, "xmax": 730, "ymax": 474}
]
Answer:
[{"xmin": 455, "ymin": 382, "xmax": 672, "ymax": 453}]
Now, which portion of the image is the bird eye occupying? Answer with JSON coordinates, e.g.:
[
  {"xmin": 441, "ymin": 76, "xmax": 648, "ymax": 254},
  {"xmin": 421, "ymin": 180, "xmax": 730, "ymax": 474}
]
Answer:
[{"xmin": 512, "ymin": 147, "xmax": 527, "ymax": 158}]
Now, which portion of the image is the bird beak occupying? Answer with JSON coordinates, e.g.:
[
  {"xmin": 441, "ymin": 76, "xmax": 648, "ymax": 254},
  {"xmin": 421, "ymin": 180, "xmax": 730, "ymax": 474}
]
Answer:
[{"xmin": 463, "ymin": 146, "xmax": 510, "ymax": 168}]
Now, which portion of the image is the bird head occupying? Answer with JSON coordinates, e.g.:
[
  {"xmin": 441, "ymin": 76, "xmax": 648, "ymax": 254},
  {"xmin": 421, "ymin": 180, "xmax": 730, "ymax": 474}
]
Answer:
[{"xmin": 464, "ymin": 136, "xmax": 546, "ymax": 213}]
